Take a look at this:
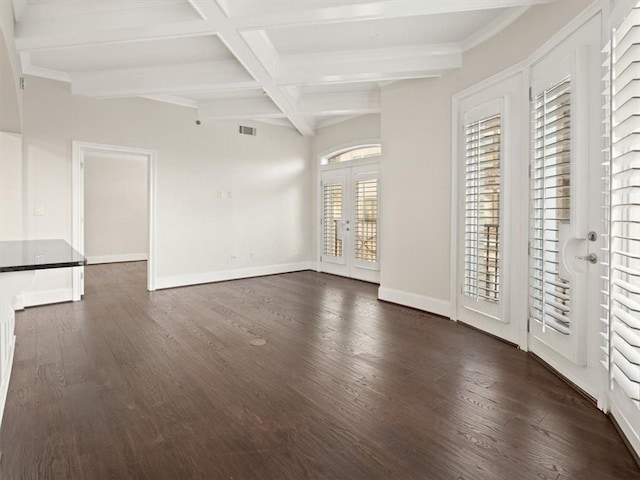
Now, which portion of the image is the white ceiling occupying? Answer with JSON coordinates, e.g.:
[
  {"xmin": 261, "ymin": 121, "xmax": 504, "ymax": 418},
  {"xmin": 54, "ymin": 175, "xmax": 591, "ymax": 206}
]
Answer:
[
  {"xmin": 12, "ymin": 0, "xmax": 555, "ymax": 136},
  {"xmin": 267, "ymin": 10, "xmax": 508, "ymax": 55}
]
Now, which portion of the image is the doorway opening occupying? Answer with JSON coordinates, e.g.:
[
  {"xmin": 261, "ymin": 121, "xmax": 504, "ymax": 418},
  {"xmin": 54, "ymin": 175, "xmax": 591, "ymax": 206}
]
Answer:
[
  {"xmin": 319, "ymin": 144, "xmax": 381, "ymax": 283},
  {"xmin": 72, "ymin": 141, "xmax": 156, "ymax": 298}
]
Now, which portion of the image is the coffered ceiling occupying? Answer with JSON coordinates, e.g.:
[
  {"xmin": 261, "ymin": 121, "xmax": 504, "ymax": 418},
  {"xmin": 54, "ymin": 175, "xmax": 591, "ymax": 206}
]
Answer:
[{"xmin": 12, "ymin": 0, "xmax": 554, "ymax": 135}]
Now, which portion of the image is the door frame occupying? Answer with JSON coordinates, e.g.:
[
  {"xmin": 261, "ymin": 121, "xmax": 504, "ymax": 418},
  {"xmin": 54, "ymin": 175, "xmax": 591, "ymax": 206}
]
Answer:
[
  {"xmin": 451, "ymin": 2, "xmax": 607, "ymax": 401},
  {"xmin": 316, "ymin": 139, "xmax": 381, "ymax": 280},
  {"xmin": 72, "ymin": 141, "xmax": 157, "ymax": 298},
  {"xmin": 451, "ymin": 64, "xmax": 530, "ymax": 350}
]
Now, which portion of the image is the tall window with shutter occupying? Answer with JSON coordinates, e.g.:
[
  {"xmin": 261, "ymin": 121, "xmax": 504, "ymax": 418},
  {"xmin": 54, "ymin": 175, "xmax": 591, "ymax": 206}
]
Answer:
[
  {"xmin": 603, "ymin": 5, "xmax": 640, "ymax": 407},
  {"xmin": 529, "ymin": 78, "xmax": 573, "ymax": 336},
  {"xmin": 464, "ymin": 114, "xmax": 502, "ymax": 305}
]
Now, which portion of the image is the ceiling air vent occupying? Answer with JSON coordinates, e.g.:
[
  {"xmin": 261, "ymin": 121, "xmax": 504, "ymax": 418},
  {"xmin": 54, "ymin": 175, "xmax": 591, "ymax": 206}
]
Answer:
[{"xmin": 238, "ymin": 125, "xmax": 257, "ymax": 136}]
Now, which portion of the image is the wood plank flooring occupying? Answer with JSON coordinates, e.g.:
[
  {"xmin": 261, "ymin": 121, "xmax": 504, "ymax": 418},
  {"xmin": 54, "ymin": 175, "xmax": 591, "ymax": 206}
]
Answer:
[{"xmin": 1, "ymin": 262, "xmax": 638, "ymax": 479}]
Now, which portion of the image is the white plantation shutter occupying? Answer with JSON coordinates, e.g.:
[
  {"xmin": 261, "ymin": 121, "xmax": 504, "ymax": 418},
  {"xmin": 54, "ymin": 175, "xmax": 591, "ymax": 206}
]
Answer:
[
  {"xmin": 602, "ymin": 38, "xmax": 613, "ymax": 371},
  {"xmin": 464, "ymin": 114, "xmax": 501, "ymax": 303},
  {"xmin": 603, "ymin": 5, "xmax": 640, "ymax": 406},
  {"xmin": 530, "ymin": 78, "xmax": 573, "ymax": 336},
  {"xmin": 323, "ymin": 183, "xmax": 343, "ymax": 258},
  {"xmin": 354, "ymin": 178, "xmax": 378, "ymax": 263}
]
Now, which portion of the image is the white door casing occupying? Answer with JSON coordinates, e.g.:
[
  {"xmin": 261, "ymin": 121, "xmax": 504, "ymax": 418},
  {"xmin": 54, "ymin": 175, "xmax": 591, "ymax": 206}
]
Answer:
[
  {"xmin": 320, "ymin": 163, "xmax": 380, "ymax": 283},
  {"xmin": 527, "ymin": 14, "xmax": 604, "ymax": 392},
  {"xmin": 72, "ymin": 141, "xmax": 157, "ymax": 297},
  {"xmin": 454, "ymin": 72, "xmax": 523, "ymax": 345}
]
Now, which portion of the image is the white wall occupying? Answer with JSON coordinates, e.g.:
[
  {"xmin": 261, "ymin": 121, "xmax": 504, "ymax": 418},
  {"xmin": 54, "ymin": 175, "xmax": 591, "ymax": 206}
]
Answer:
[
  {"xmin": 0, "ymin": 2, "xmax": 22, "ymax": 133},
  {"xmin": 22, "ymin": 76, "xmax": 312, "ymax": 300},
  {"xmin": 0, "ymin": 4, "xmax": 24, "ymax": 242},
  {"xmin": 310, "ymin": 114, "xmax": 381, "ymax": 262},
  {"xmin": 379, "ymin": 0, "xmax": 594, "ymax": 314},
  {"xmin": 84, "ymin": 152, "xmax": 148, "ymax": 264},
  {"xmin": 0, "ymin": 132, "xmax": 22, "ymax": 240}
]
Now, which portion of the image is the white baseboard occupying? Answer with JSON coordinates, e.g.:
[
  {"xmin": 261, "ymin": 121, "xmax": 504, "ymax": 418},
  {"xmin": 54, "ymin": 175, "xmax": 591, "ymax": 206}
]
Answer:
[
  {"xmin": 87, "ymin": 253, "xmax": 147, "ymax": 264},
  {"xmin": 155, "ymin": 261, "xmax": 315, "ymax": 290},
  {"xmin": 14, "ymin": 294, "xmax": 24, "ymax": 311},
  {"xmin": 0, "ymin": 335, "xmax": 15, "ymax": 429},
  {"xmin": 22, "ymin": 288, "xmax": 73, "ymax": 308},
  {"xmin": 609, "ymin": 391, "xmax": 640, "ymax": 460},
  {"xmin": 378, "ymin": 286, "xmax": 452, "ymax": 318}
]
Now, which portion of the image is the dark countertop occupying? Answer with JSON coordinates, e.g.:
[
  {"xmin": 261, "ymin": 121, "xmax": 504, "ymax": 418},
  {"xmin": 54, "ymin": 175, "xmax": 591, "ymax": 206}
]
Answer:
[{"xmin": 0, "ymin": 239, "xmax": 86, "ymax": 273}]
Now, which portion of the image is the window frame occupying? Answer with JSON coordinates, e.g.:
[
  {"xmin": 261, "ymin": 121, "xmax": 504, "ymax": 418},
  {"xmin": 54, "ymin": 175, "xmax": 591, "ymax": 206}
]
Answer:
[{"xmin": 319, "ymin": 139, "xmax": 382, "ymax": 169}]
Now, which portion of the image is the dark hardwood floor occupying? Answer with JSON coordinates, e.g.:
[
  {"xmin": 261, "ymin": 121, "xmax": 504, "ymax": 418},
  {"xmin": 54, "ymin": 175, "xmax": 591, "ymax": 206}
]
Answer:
[{"xmin": 1, "ymin": 262, "xmax": 638, "ymax": 479}]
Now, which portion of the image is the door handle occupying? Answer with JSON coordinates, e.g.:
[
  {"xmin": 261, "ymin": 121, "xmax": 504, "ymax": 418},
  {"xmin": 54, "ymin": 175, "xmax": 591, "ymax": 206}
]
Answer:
[{"xmin": 575, "ymin": 253, "xmax": 597, "ymax": 264}]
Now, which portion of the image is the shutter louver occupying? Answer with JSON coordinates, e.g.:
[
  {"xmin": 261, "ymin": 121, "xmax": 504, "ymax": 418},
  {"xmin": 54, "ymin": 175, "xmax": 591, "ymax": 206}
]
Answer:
[
  {"xmin": 354, "ymin": 179, "xmax": 378, "ymax": 262},
  {"xmin": 604, "ymin": 6, "xmax": 640, "ymax": 406},
  {"xmin": 464, "ymin": 114, "xmax": 501, "ymax": 303},
  {"xmin": 602, "ymin": 38, "xmax": 613, "ymax": 371},
  {"xmin": 530, "ymin": 78, "xmax": 573, "ymax": 336},
  {"xmin": 323, "ymin": 183, "xmax": 343, "ymax": 258}
]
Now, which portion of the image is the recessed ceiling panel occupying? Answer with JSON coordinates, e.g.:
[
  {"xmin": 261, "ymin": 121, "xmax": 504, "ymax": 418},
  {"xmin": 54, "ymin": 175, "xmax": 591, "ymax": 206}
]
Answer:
[
  {"xmin": 299, "ymin": 81, "xmax": 380, "ymax": 95},
  {"xmin": 21, "ymin": 0, "xmax": 202, "ymax": 26},
  {"xmin": 219, "ymin": 0, "xmax": 374, "ymax": 18},
  {"xmin": 30, "ymin": 35, "xmax": 235, "ymax": 73},
  {"xmin": 268, "ymin": 9, "xmax": 507, "ymax": 55},
  {"xmin": 183, "ymin": 88, "xmax": 267, "ymax": 102}
]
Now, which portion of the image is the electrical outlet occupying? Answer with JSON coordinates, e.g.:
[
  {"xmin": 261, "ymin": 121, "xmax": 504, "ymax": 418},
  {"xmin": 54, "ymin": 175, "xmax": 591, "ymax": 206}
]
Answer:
[
  {"xmin": 227, "ymin": 190, "xmax": 232, "ymax": 199},
  {"xmin": 231, "ymin": 254, "xmax": 238, "ymax": 260},
  {"xmin": 249, "ymin": 252, "xmax": 255, "ymax": 260},
  {"xmin": 217, "ymin": 190, "xmax": 225, "ymax": 199},
  {"xmin": 34, "ymin": 205, "xmax": 44, "ymax": 216}
]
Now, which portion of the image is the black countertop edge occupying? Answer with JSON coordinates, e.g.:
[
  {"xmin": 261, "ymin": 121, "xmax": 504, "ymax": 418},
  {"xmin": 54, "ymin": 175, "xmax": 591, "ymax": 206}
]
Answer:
[
  {"xmin": 0, "ymin": 239, "xmax": 87, "ymax": 273},
  {"xmin": 1, "ymin": 260, "xmax": 86, "ymax": 273}
]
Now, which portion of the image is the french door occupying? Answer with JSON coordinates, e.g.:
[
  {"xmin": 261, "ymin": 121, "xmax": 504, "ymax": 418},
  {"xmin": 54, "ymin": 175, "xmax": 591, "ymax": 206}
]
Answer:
[
  {"xmin": 528, "ymin": 16, "xmax": 602, "ymax": 369},
  {"xmin": 320, "ymin": 164, "xmax": 380, "ymax": 283},
  {"xmin": 455, "ymin": 72, "xmax": 523, "ymax": 345}
]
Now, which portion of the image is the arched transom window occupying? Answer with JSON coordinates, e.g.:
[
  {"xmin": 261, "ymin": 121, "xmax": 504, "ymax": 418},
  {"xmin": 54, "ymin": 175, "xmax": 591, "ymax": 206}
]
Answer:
[{"xmin": 322, "ymin": 144, "xmax": 381, "ymax": 165}]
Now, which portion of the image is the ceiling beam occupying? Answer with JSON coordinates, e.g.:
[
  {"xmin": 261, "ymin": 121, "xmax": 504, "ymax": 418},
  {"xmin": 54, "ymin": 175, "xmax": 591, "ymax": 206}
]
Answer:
[
  {"xmin": 198, "ymin": 97, "xmax": 284, "ymax": 120},
  {"xmin": 15, "ymin": 21, "xmax": 217, "ymax": 52},
  {"xmin": 191, "ymin": 0, "xmax": 315, "ymax": 136},
  {"xmin": 70, "ymin": 60, "xmax": 258, "ymax": 98},
  {"xmin": 14, "ymin": 0, "xmax": 217, "ymax": 52},
  {"xmin": 277, "ymin": 45, "xmax": 462, "ymax": 86},
  {"xmin": 14, "ymin": 0, "xmax": 553, "ymax": 53}
]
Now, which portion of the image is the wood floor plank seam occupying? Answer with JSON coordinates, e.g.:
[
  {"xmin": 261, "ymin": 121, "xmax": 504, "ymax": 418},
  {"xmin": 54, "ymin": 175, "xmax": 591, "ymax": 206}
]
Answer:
[{"xmin": 0, "ymin": 263, "xmax": 638, "ymax": 480}]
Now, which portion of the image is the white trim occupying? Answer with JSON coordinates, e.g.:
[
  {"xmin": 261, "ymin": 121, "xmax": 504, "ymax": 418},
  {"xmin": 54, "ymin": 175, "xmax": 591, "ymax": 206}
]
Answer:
[
  {"xmin": 528, "ymin": 335, "xmax": 601, "ymax": 401},
  {"xmin": 450, "ymin": 93, "xmax": 460, "ymax": 322},
  {"xmin": 451, "ymin": 70, "xmax": 527, "ymax": 347},
  {"xmin": 86, "ymin": 253, "xmax": 148, "ymax": 265},
  {"xmin": 461, "ymin": 6, "xmax": 531, "ymax": 52},
  {"xmin": 450, "ymin": 66, "xmax": 528, "ymax": 328},
  {"xmin": 450, "ymin": 2, "xmax": 604, "ymax": 104},
  {"xmin": 22, "ymin": 288, "xmax": 73, "ymax": 307},
  {"xmin": 378, "ymin": 286, "xmax": 452, "ymax": 318},
  {"xmin": 320, "ymin": 155, "xmax": 382, "ymax": 172},
  {"xmin": 154, "ymin": 261, "xmax": 315, "ymax": 290},
  {"xmin": 518, "ymin": 65, "xmax": 532, "ymax": 351},
  {"xmin": 13, "ymin": 294, "xmax": 24, "ymax": 311},
  {"xmin": 72, "ymin": 141, "xmax": 157, "ymax": 296},
  {"xmin": 609, "ymin": 389, "xmax": 640, "ymax": 458},
  {"xmin": 454, "ymin": 61, "xmax": 527, "ymax": 101},
  {"xmin": 525, "ymin": 1, "xmax": 604, "ymax": 66},
  {"xmin": 0, "ymin": 335, "xmax": 15, "ymax": 430},
  {"xmin": 318, "ymin": 138, "xmax": 382, "ymax": 165}
]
